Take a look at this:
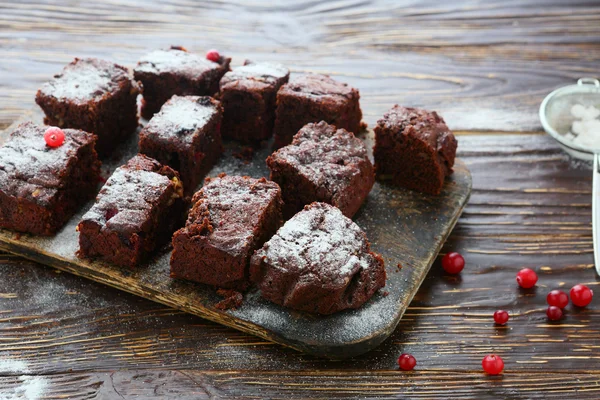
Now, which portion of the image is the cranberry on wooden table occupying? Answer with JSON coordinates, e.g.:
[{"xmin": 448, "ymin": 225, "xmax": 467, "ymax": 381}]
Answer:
[
  {"xmin": 482, "ymin": 354, "xmax": 504, "ymax": 375},
  {"xmin": 493, "ymin": 310, "xmax": 509, "ymax": 325},
  {"xmin": 398, "ymin": 354, "xmax": 416, "ymax": 371},
  {"xmin": 516, "ymin": 268, "xmax": 538, "ymax": 289},
  {"xmin": 547, "ymin": 290, "xmax": 569, "ymax": 309},
  {"xmin": 206, "ymin": 49, "xmax": 220, "ymax": 62},
  {"xmin": 570, "ymin": 284, "xmax": 593, "ymax": 307},
  {"xmin": 546, "ymin": 306, "xmax": 563, "ymax": 321},
  {"xmin": 441, "ymin": 252, "xmax": 465, "ymax": 274}
]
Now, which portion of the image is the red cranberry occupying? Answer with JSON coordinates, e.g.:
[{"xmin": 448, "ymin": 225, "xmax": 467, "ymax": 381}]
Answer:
[
  {"xmin": 493, "ymin": 310, "xmax": 509, "ymax": 325},
  {"xmin": 546, "ymin": 290, "xmax": 569, "ymax": 309},
  {"xmin": 570, "ymin": 284, "xmax": 593, "ymax": 307},
  {"xmin": 516, "ymin": 268, "xmax": 538, "ymax": 289},
  {"xmin": 482, "ymin": 354, "xmax": 504, "ymax": 375},
  {"xmin": 44, "ymin": 127, "xmax": 65, "ymax": 148},
  {"xmin": 441, "ymin": 252, "xmax": 465, "ymax": 274},
  {"xmin": 546, "ymin": 305, "xmax": 563, "ymax": 321},
  {"xmin": 206, "ymin": 49, "xmax": 220, "ymax": 62},
  {"xmin": 398, "ymin": 353, "xmax": 416, "ymax": 371}
]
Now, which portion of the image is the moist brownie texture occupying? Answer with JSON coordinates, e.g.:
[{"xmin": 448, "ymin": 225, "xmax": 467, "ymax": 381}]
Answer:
[
  {"xmin": 267, "ymin": 121, "xmax": 374, "ymax": 218},
  {"xmin": 250, "ymin": 202, "xmax": 386, "ymax": 315},
  {"xmin": 374, "ymin": 105, "xmax": 457, "ymax": 195},
  {"xmin": 78, "ymin": 154, "xmax": 184, "ymax": 268},
  {"xmin": 0, "ymin": 122, "xmax": 101, "ymax": 235},
  {"xmin": 139, "ymin": 95, "xmax": 223, "ymax": 193},
  {"xmin": 219, "ymin": 60, "xmax": 289, "ymax": 142},
  {"xmin": 35, "ymin": 58, "xmax": 140, "ymax": 157},
  {"xmin": 134, "ymin": 47, "xmax": 231, "ymax": 119},
  {"xmin": 273, "ymin": 74, "xmax": 362, "ymax": 148},
  {"xmin": 170, "ymin": 174, "xmax": 283, "ymax": 289}
]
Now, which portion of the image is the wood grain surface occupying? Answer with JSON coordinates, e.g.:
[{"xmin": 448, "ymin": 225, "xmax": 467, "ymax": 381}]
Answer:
[{"xmin": 1, "ymin": 0, "xmax": 599, "ymax": 398}]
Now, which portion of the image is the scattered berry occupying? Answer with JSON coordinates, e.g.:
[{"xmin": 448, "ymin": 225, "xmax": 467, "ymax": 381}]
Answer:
[
  {"xmin": 546, "ymin": 290, "xmax": 569, "ymax": 309},
  {"xmin": 44, "ymin": 127, "xmax": 65, "ymax": 148},
  {"xmin": 441, "ymin": 252, "xmax": 465, "ymax": 274},
  {"xmin": 516, "ymin": 268, "xmax": 538, "ymax": 289},
  {"xmin": 482, "ymin": 354, "xmax": 504, "ymax": 375},
  {"xmin": 398, "ymin": 353, "xmax": 416, "ymax": 371},
  {"xmin": 206, "ymin": 49, "xmax": 220, "ymax": 62},
  {"xmin": 493, "ymin": 310, "xmax": 509, "ymax": 325},
  {"xmin": 546, "ymin": 305, "xmax": 563, "ymax": 321},
  {"xmin": 570, "ymin": 284, "xmax": 593, "ymax": 307}
]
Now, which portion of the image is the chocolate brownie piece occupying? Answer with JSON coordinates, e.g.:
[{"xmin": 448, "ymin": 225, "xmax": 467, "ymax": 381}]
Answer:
[
  {"xmin": 77, "ymin": 154, "xmax": 185, "ymax": 268},
  {"xmin": 219, "ymin": 60, "xmax": 289, "ymax": 142},
  {"xmin": 0, "ymin": 122, "xmax": 100, "ymax": 235},
  {"xmin": 134, "ymin": 47, "xmax": 231, "ymax": 119},
  {"xmin": 273, "ymin": 74, "xmax": 363, "ymax": 148},
  {"xmin": 139, "ymin": 96, "xmax": 223, "ymax": 193},
  {"xmin": 170, "ymin": 174, "xmax": 283, "ymax": 289},
  {"xmin": 250, "ymin": 202, "xmax": 386, "ymax": 315},
  {"xmin": 374, "ymin": 105, "xmax": 457, "ymax": 195},
  {"xmin": 267, "ymin": 121, "xmax": 374, "ymax": 218},
  {"xmin": 35, "ymin": 58, "xmax": 140, "ymax": 156}
]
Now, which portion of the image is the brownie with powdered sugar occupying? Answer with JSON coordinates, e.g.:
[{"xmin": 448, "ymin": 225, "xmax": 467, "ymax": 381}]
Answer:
[
  {"xmin": 219, "ymin": 60, "xmax": 289, "ymax": 142},
  {"xmin": 77, "ymin": 154, "xmax": 185, "ymax": 268},
  {"xmin": 250, "ymin": 202, "xmax": 386, "ymax": 315},
  {"xmin": 267, "ymin": 121, "xmax": 374, "ymax": 218},
  {"xmin": 0, "ymin": 122, "xmax": 101, "ymax": 235},
  {"xmin": 35, "ymin": 58, "xmax": 141, "ymax": 156},
  {"xmin": 139, "ymin": 95, "xmax": 223, "ymax": 193},
  {"xmin": 134, "ymin": 47, "xmax": 231, "ymax": 119},
  {"xmin": 170, "ymin": 174, "xmax": 283, "ymax": 289}
]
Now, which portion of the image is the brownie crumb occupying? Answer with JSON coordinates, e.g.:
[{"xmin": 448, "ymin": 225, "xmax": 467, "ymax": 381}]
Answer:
[
  {"xmin": 215, "ymin": 289, "xmax": 244, "ymax": 310},
  {"xmin": 382, "ymin": 291, "xmax": 390, "ymax": 297},
  {"xmin": 232, "ymin": 146, "xmax": 255, "ymax": 163},
  {"xmin": 397, "ymin": 263, "xmax": 403, "ymax": 271}
]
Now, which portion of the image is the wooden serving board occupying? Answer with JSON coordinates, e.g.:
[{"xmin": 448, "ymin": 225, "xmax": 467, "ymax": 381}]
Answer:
[{"xmin": 0, "ymin": 112, "xmax": 471, "ymax": 359}]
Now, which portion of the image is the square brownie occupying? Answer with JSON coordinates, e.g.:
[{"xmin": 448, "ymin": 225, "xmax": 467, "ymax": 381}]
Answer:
[
  {"xmin": 35, "ymin": 58, "xmax": 141, "ymax": 157},
  {"xmin": 170, "ymin": 174, "xmax": 283, "ymax": 289},
  {"xmin": 0, "ymin": 122, "xmax": 101, "ymax": 235},
  {"xmin": 374, "ymin": 105, "xmax": 457, "ymax": 195},
  {"xmin": 272, "ymin": 74, "xmax": 363, "ymax": 148},
  {"xmin": 139, "ymin": 95, "xmax": 223, "ymax": 193},
  {"xmin": 267, "ymin": 121, "xmax": 374, "ymax": 218},
  {"xmin": 77, "ymin": 154, "xmax": 185, "ymax": 268},
  {"xmin": 250, "ymin": 202, "xmax": 386, "ymax": 315},
  {"xmin": 219, "ymin": 60, "xmax": 289, "ymax": 142},
  {"xmin": 134, "ymin": 47, "xmax": 231, "ymax": 119}
]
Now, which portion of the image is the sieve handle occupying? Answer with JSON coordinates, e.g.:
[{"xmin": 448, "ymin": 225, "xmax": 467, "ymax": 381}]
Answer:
[
  {"xmin": 594, "ymin": 153, "xmax": 600, "ymax": 276},
  {"xmin": 578, "ymin": 77, "xmax": 600, "ymax": 88}
]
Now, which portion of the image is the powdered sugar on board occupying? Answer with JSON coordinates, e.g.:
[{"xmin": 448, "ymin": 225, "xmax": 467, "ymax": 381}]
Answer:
[{"xmin": 0, "ymin": 360, "xmax": 47, "ymax": 400}]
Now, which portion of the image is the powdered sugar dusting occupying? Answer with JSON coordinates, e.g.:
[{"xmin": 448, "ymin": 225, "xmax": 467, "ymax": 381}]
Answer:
[
  {"xmin": 221, "ymin": 62, "xmax": 289, "ymax": 88},
  {"xmin": 38, "ymin": 58, "xmax": 128, "ymax": 103},
  {"xmin": 135, "ymin": 49, "xmax": 218, "ymax": 78},
  {"xmin": 0, "ymin": 360, "xmax": 47, "ymax": 400},
  {"xmin": 259, "ymin": 203, "xmax": 371, "ymax": 278},
  {"xmin": 142, "ymin": 96, "xmax": 218, "ymax": 145}
]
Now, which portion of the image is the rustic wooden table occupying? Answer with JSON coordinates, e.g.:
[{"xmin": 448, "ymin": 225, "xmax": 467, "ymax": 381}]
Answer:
[{"xmin": 1, "ymin": 1, "xmax": 599, "ymax": 398}]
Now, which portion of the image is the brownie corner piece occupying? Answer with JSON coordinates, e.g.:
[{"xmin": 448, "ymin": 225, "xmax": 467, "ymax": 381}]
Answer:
[
  {"xmin": 170, "ymin": 174, "xmax": 283, "ymax": 289},
  {"xmin": 250, "ymin": 202, "xmax": 386, "ymax": 315},
  {"xmin": 374, "ymin": 105, "xmax": 457, "ymax": 195},
  {"xmin": 35, "ymin": 57, "xmax": 140, "ymax": 156},
  {"xmin": 77, "ymin": 154, "xmax": 185, "ymax": 268},
  {"xmin": 139, "ymin": 95, "xmax": 223, "ymax": 193},
  {"xmin": 0, "ymin": 122, "xmax": 101, "ymax": 235},
  {"xmin": 273, "ymin": 74, "xmax": 362, "ymax": 148},
  {"xmin": 134, "ymin": 47, "xmax": 231, "ymax": 119},
  {"xmin": 219, "ymin": 60, "xmax": 290, "ymax": 142},
  {"xmin": 267, "ymin": 121, "xmax": 374, "ymax": 218}
]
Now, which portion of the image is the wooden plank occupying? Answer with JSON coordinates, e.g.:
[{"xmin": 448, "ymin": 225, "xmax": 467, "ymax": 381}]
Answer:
[
  {"xmin": 0, "ymin": 113, "xmax": 471, "ymax": 359},
  {"xmin": 0, "ymin": 1, "xmax": 599, "ymax": 131}
]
